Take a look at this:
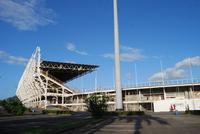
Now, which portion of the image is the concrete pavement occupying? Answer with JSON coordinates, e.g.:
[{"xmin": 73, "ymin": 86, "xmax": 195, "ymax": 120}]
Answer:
[
  {"xmin": 85, "ymin": 114, "xmax": 200, "ymax": 134},
  {"xmin": 0, "ymin": 112, "xmax": 200, "ymax": 134}
]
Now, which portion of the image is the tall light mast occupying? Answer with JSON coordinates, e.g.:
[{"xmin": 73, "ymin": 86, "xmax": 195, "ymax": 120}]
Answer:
[{"xmin": 113, "ymin": 0, "xmax": 123, "ymax": 110}]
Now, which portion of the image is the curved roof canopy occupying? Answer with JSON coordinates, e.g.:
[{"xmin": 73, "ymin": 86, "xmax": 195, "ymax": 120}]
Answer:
[{"xmin": 40, "ymin": 60, "xmax": 98, "ymax": 83}]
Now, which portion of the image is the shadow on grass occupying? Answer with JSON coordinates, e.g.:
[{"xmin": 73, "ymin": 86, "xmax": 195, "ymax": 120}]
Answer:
[
  {"xmin": 20, "ymin": 112, "xmax": 170, "ymax": 134},
  {"xmin": 75, "ymin": 114, "xmax": 170, "ymax": 134}
]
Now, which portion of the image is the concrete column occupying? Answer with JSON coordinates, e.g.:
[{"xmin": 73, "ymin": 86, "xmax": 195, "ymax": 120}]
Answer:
[
  {"xmin": 82, "ymin": 94, "xmax": 84, "ymax": 111},
  {"xmin": 39, "ymin": 95, "xmax": 41, "ymax": 107},
  {"xmin": 139, "ymin": 104, "xmax": 142, "ymax": 111},
  {"xmin": 77, "ymin": 96, "xmax": 79, "ymax": 103},
  {"xmin": 189, "ymin": 87, "xmax": 193, "ymax": 99},
  {"xmin": 45, "ymin": 79, "xmax": 48, "ymax": 109},
  {"xmin": 56, "ymin": 87, "xmax": 58, "ymax": 104},
  {"xmin": 139, "ymin": 90, "xmax": 141, "ymax": 101},
  {"xmin": 163, "ymin": 88, "xmax": 166, "ymax": 100},
  {"xmin": 113, "ymin": 0, "xmax": 123, "ymax": 110},
  {"xmin": 62, "ymin": 88, "xmax": 64, "ymax": 106}
]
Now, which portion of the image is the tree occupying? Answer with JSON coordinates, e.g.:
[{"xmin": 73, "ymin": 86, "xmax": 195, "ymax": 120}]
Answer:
[
  {"xmin": 0, "ymin": 96, "xmax": 26, "ymax": 116},
  {"xmin": 85, "ymin": 95, "xmax": 108, "ymax": 118}
]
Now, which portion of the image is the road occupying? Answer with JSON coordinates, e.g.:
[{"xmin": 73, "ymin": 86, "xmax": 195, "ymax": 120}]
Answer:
[
  {"xmin": 0, "ymin": 112, "xmax": 90, "ymax": 134},
  {"xmin": 0, "ymin": 112, "xmax": 200, "ymax": 134},
  {"xmin": 64, "ymin": 112, "xmax": 200, "ymax": 134}
]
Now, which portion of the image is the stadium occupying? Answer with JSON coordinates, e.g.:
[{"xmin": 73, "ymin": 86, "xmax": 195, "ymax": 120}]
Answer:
[
  {"xmin": 16, "ymin": 47, "xmax": 200, "ymax": 112},
  {"xmin": 16, "ymin": 0, "xmax": 200, "ymax": 113}
]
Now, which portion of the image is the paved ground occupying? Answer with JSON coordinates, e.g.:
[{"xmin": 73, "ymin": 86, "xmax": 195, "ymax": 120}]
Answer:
[
  {"xmin": 87, "ymin": 114, "xmax": 200, "ymax": 134},
  {"xmin": 0, "ymin": 112, "xmax": 200, "ymax": 134},
  {"xmin": 0, "ymin": 112, "xmax": 90, "ymax": 134},
  {"xmin": 65, "ymin": 112, "xmax": 200, "ymax": 134}
]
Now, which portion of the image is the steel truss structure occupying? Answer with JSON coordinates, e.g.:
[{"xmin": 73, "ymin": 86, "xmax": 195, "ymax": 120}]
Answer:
[{"xmin": 16, "ymin": 47, "xmax": 97, "ymax": 109}]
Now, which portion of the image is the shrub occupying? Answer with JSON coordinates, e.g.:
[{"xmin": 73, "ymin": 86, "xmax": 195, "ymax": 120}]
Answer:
[
  {"xmin": 42, "ymin": 110, "xmax": 47, "ymax": 114},
  {"xmin": 85, "ymin": 95, "xmax": 108, "ymax": 118},
  {"xmin": 185, "ymin": 110, "xmax": 200, "ymax": 115},
  {"xmin": 0, "ymin": 100, "xmax": 3, "ymax": 106},
  {"xmin": 104, "ymin": 111, "xmax": 145, "ymax": 116},
  {"xmin": 1, "ymin": 96, "xmax": 26, "ymax": 116},
  {"xmin": 42, "ymin": 109, "xmax": 71, "ymax": 115}
]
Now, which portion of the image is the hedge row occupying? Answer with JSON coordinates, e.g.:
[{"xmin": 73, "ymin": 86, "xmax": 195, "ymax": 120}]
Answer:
[
  {"xmin": 185, "ymin": 110, "xmax": 200, "ymax": 115},
  {"xmin": 42, "ymin": 110, "xmax": 71, "ymax": 115},
  {"xmin": 105, "ymin": 111, "xmax": 145, "ymax": 116}
]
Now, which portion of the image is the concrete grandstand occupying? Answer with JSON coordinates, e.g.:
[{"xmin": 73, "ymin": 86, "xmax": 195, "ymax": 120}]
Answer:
[{"xmin": 16, "ymin": 47, "xmax": 200, "ymax": 112}]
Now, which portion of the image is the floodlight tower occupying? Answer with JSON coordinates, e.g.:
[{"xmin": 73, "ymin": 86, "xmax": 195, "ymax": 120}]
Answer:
[{"xmin": 113, "ymin": 0, "xmax": 123, "ymax": 110}]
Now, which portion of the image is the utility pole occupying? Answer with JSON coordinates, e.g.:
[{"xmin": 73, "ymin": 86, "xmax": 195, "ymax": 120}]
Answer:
[
  {"xmin": 189, "ymin": 57, "xmax": 193, "ymax": 83},
  {"xmin": 134, "ymin": 64, "xmax": 138, "ymax": 87},
  {"xmin": 113, "ymin": 0, "xmax": 123, "ymax": 110},
  {"xmin": 95, "ymin": 70, "xmax": 97, "ymax": 91},
  {"xmin": 160, "ymin": 60, "xmax": 164, "ymax": 85}
]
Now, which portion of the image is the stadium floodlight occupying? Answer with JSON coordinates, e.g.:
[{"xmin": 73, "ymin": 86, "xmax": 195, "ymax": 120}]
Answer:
[{"xmin": 113, "ymin": 0, "xmax": 123, "ymax": 110}]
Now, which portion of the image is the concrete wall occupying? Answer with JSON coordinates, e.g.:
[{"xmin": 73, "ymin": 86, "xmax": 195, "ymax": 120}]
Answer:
[
  {"xmin": 154, "ymin": 99, "xmax": 200, "ymax": 112},
  {"xmin": 193, "ymin": 99, "xmax": 200, "ymax": 110}
]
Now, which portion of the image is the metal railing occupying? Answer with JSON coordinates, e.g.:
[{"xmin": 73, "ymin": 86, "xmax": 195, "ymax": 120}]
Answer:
[
  {"xmin": 123, "ymin": 78, "xmax": 200, "ymax": 89},
  {"xmin": 40, "ymin": 75, "xmax": 200, "ymax": 93},
  {"xmin": 91, "ymin": 78, "xmax": 200, "ymax": 92}
]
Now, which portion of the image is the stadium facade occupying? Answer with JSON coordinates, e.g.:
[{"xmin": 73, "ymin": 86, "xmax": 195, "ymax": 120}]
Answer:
[{"xmin": 16, "ymin": 47, "xmax": 200, "ymax": 112}]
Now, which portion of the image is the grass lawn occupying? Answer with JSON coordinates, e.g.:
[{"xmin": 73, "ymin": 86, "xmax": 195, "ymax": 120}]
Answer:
[
  {"xmin": 21, "ymin": 111, "xmax": 144, "ymax": 134},
  {"xmin": 22, "ymin": 117, "xmax": 104, "ymax": 134}
]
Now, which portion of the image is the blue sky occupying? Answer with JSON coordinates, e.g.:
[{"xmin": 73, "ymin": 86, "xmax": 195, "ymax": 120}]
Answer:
[{"xmin": 0, "ymin": 0, "xmax": 200, "ymax": 99}]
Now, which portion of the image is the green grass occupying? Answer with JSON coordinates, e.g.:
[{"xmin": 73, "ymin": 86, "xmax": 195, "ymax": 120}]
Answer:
[
  {"xmin": 21, "ymin": 118, "xmax": 103, "ymax": 134},
  {"xmin": 21, "ymin": 128, "xmax": 45, "ymax": 134},
  {"xmin": 42, "ymin": 110, "xmax": 72, "ymax": 115},
  {"xmin": 21, "ymin": 111, "xmax": 144, "ymax": 134}
]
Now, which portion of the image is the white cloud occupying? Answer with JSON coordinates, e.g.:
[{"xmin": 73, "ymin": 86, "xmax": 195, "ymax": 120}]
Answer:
[
  {"xmin": 125, "ymin": 72, "xmax": 132, "ymax": 80},
  {"xmin": 149, "ymin": 72, "xmax": 163, "ymax": 82},
  {"xmin": 0, "ymin": 50, "xmax": 28, "ymax": 65},
  {"xmin": 0, "ymin": 0, "xmax": 56, "ymax": 30},
  {"xmin": 66, "ymin": 43, "xmax": 76, "ymax": 51},
  {"xmin": 175, "ymin": 56, "xmax": 200, "ymax": 68},
  {"xmin": 102, "ymin": 45, "xmax": 145, "ymax": 62},
  {"xmin": 166, "ymin": 68, "xmax": 185, "ymax": 79},
  {"xmin": 149, "ymin": 56, "xmax": 200, "ymax": 81},
  {"xmin": 66, "ymin": 43, "xmax": 88, "ymax": 56},
  {"xmin": 101, "ymin": 53, "xmax": 114, "ymax": 59},
  {"xmin": 149, "ymin": 68, "xmax": 186, "ymax": 81},
  {"xmin": 65, "ymin": 60, "xmax": 76, "ymax": 64},
  {"xmin": 0, "ymin": 50, "xmax": 6, "ymax": 57}
]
